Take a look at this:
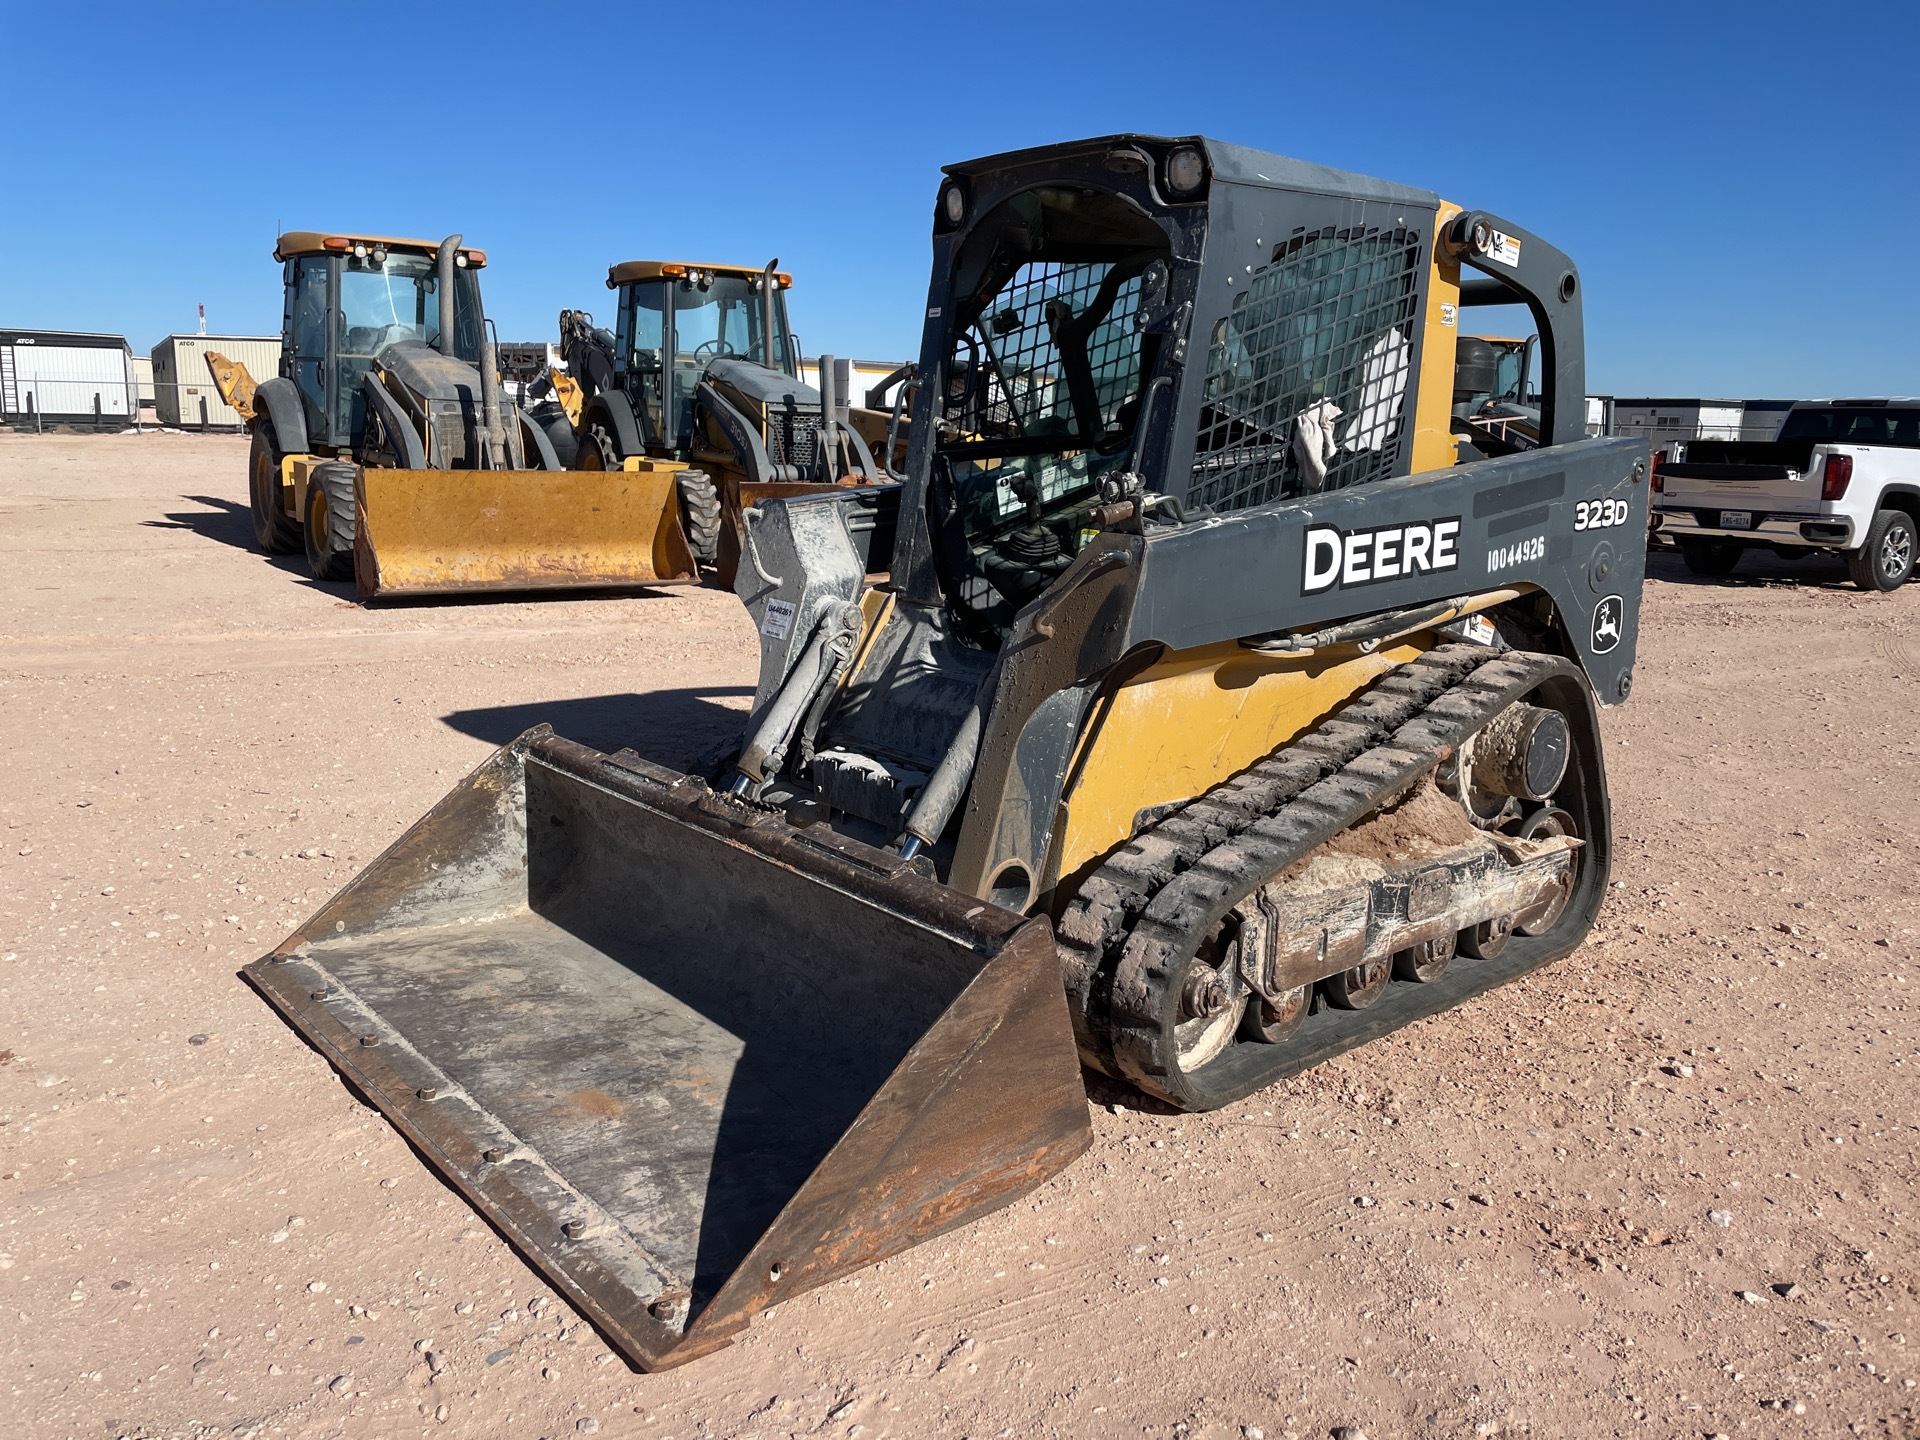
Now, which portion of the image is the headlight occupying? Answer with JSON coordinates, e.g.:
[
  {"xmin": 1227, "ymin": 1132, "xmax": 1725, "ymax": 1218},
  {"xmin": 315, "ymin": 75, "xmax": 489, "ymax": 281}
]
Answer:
[
  {"xmin": 940, "ymin": 181, "xmax": 967, "ymax": 228},
  {"xmin": 1164, "ymin": 145, "xmax": 1207, "ymax": 198},
  {"xmin": 351, "ymin": 242, "xmax": 368, "ymax": 259},
  {"xmin": 370, "ymin": 247, "xmax": 387, "ymax": 266},
  {"xmin": 455, "ymin": 252, "xmax": 468, "ymax": 268}
]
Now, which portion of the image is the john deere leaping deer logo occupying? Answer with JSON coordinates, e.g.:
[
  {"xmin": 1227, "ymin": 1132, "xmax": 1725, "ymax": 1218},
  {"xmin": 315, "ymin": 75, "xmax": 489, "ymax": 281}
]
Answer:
[{"xmin": 1591, "ymin": 594, "xmax": 1624, "ymax": 654}]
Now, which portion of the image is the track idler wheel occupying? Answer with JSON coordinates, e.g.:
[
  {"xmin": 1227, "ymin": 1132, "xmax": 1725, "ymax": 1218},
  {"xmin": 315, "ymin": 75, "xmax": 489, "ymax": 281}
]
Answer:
[
  {"xmin": 1393, "ymin": 930, "xmax": 1457, "ymax": 984},
  {"xmin": 1170, "ymin": 938, "xmax": 1247, "ymax": 1073},
  {"xmin": 1459, "ymin": 914, "xmax": 1514, "ymax": 959},
  {"xmin": 1320, "ymin": 956, "xmax": 1391, "ymax": 1010},
  {"xmin": 1514, "ymin": 806, "xmax": 1579, "ymax": 936},
  {"xmin": 1240, "ymin": 984, "xmax": 1310, "ymax": 1044}
]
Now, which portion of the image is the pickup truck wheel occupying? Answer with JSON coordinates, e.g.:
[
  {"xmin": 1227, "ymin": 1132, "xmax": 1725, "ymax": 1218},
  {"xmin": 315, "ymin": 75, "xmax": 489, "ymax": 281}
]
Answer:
[
  {"xmin": 1847, "ymin": 510, "xmax": 1917, "ymax": 592},
  {"xmin": 1678, "ymin": 539, "xmax": 1743, "ymax": 577}
]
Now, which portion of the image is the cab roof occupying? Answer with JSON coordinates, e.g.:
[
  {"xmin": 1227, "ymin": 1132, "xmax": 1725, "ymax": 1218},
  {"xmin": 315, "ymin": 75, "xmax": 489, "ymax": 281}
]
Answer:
[
  {"xmin": 941, "ymin": 133, "xmax": 1438, "ymax": 207},
  {"xmin": 274, "ymin": 232, "xmax": 488, "ymax": 266},
  {"xmin": 606, "ymin": 260, "xmax": 791, "ymax": 289}
]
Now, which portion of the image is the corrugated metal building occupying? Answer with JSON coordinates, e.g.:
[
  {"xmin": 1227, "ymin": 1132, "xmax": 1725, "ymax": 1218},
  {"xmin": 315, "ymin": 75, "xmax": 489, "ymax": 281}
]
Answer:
[
  {"xmin": 0, "ymin": 329, "xmax": 137, "ymax": 425},
  {"xmin": 151, "ymin": 334, "xmax": 281, "ymax": 428}
]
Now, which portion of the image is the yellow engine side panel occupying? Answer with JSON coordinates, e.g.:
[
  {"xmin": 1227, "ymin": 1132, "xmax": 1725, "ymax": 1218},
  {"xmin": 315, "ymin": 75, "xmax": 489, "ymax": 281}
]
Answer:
[
  {"xmin": 1050, "ymin": 639, "xmax": 1429, "ymax": 889},
  {"xmin": 1409, "ymin": 200, "xmax": 1465, "ymax": 476},
  {"xmin": 354, "ymin": 467, "xmax": 699, "ymax": 599}
]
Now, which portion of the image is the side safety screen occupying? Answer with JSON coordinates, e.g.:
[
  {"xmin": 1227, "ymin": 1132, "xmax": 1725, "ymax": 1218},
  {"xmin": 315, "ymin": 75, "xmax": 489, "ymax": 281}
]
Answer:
[{"xmin": 1190, "ymin": 225, "xmax": 1422, "ymax": 513}]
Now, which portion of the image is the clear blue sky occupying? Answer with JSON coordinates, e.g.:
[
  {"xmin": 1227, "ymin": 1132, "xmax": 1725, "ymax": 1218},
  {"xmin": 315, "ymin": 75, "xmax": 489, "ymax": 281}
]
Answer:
[{"xmin": 3, "ymin": 1, "xmax": 1913, "ymax": 399}]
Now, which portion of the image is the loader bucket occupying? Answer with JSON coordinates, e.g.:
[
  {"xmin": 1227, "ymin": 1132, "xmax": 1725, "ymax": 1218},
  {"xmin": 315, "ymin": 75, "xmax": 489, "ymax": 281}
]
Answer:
[
  {"xmin": 242, "ymin": 731, "xmax": 1091, "ymax": 1370},
  {"xmin": 354, "ymin": 465, "xmax": 699, "ymax": 599}
]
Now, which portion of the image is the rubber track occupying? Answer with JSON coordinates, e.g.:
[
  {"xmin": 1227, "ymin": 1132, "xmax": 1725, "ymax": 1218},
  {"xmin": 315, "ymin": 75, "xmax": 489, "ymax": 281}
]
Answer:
[{"xmin": 1056, "ymin": 643, "xmax": 1568, "ymax": 1105}]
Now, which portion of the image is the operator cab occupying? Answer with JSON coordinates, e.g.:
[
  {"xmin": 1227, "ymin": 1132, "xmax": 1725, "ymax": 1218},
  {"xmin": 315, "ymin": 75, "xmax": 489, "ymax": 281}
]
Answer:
[
  {"xmin": 275, "ymin": 232, "xmax": 486, "ymax": 451},
  {"xmin": 931, "ymin": 184, "xmax": 1176, "ymax": 635},
  {"xmin": 606, "ymin": 261, "xmax": 796, "ymax": 452}
]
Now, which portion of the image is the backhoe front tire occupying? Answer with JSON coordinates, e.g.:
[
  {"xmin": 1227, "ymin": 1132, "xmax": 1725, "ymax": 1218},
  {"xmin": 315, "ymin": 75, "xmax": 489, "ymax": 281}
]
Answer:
[
  {"xmin": 1678, "ymin": 538, "xmax": 1743, "ymax": 577},
  {"xmin": 249, "ymin": 421, "xmax": 303, "ymax": 555},
  {"xmin": 1848, "ymin": 509, "xmax": 1917, "ymax": 592},
  {"xmin": 676, "ymin": 468, "xmax": 722, "ymax": 566},
  {"xmin": 303, "ymin": 462, "xmax": 358, "ymax": 583}
]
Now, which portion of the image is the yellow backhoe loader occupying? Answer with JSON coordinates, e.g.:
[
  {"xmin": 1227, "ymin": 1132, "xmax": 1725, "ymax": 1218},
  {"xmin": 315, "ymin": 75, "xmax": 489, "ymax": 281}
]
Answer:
[
  {"xmin": 209, "ymin": 232, "xmax": 698, "ymax": 599},
  {"xmin": 535, "ymin": 262, "xmax": 904, "ymax": 585},
  {"xmin": 245, "ymin": 136, "xmax": 1650, "ymax": 1369}
]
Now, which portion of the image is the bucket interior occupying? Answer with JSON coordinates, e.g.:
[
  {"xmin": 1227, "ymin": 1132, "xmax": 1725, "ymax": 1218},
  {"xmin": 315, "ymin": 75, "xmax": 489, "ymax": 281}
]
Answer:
[{"xmin": 309, "ymin": 756, "xmax": 987, "ymax": 1304}]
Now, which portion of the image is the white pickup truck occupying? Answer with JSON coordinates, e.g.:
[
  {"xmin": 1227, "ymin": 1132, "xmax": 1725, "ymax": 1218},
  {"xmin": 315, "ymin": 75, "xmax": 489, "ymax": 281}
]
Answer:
[{"xmin": 1653, "ymin": 399, "xmax": 1920, "ymax": 590}]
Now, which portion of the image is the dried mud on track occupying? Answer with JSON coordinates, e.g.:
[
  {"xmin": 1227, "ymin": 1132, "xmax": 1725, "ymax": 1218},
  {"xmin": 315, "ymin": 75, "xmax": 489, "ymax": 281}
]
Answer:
[{"xmin": 2, "ymin": 431, "xmax": 1917, "ymax": 1440}]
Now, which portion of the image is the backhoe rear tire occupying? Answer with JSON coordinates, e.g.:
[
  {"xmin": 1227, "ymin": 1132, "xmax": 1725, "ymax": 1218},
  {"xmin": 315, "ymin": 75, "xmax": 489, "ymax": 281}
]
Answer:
[
  {"xmin": 676, "ymin": 469, "xmax": 722, "ymax": 566},
  {"xmin": 539, "ymin": 411, "xmax": 580, "ymax": 470},
  {"xmin": 303, "ymin": 462, "xmax": 358, "ymax": 583},
  {"xmin": 1848, "ymin": 509, "xmax": 1917, "ymax": 592},
  {"xmin": 249, "ymin": 421, "xmax": 303, "ymax": 555}
]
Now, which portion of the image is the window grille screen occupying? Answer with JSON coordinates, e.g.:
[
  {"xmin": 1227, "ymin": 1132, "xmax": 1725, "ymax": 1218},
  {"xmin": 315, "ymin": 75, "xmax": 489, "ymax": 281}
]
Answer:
[
  {"xmin": 1189, "ymin": 225, "xmax": 1422, "ymax": 513},
  {"xmin": 944, "ymin": 260, "xmax": 1145, "ymax": 526}
]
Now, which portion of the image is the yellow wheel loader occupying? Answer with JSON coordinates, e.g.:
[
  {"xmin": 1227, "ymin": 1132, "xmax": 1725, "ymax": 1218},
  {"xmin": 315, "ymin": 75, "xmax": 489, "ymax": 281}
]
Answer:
[
  {"xmin": 211, "ymin": 232, "xmax": 699, "ymax": 599},
  {"xmin": 538, "ymin": 261, "xmax": 901, "ymax": 586},
  {"xmin": 245, "ymin": 136, "xmax": 1651, "ymax": 1369}
]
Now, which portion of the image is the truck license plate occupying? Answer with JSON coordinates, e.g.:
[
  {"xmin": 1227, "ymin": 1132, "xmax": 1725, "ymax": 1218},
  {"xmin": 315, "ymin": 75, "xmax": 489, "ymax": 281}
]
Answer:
[{"xmin": 1719, "ymin": 510, "xmax": 1754, "ymax": 530}]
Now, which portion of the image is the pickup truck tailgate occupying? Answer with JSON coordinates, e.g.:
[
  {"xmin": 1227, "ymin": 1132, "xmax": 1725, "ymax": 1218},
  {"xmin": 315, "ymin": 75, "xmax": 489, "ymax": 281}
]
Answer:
[{"xmin": 1661, "ymin": 439, "xmax": 1820, "ymax": 507}]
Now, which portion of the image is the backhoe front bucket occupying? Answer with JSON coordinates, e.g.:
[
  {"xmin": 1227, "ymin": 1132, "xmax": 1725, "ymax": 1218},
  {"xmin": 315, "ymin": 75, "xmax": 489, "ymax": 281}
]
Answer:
[
  {"xmin": 355, "ymin": 466, "xmax": 699, "ymax": 599},
  {"xmin": 242, "ymin": 732, "xmax": 1091, "ymax": 1369}
]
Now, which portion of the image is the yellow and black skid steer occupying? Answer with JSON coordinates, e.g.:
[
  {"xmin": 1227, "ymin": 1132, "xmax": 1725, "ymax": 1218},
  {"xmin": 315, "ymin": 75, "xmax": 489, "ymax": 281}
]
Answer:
[
  {"xmin": 244, "ymin": 135, "xmax": 1651, "ymax": 1369},
  {"xmin": 211, "ymin": 232, "xmax": 698, "ymax": 599}
]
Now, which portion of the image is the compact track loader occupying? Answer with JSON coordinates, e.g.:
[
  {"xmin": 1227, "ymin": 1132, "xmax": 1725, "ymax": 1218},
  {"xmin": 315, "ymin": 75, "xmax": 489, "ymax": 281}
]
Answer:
[
  {"xmin": 536, "ymin": 261, "xmax": 898, "ymax": 584},
  {"xmin": 245, "ymin": 136, "xmax": 1650, "ymax": 1369},
  {"xmin": 213, "ymin": 232, "xmax": 698, "ymax": 599}
]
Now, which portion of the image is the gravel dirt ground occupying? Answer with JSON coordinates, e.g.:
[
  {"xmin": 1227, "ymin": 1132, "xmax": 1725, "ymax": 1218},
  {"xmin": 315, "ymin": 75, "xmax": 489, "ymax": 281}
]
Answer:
[{"xmin": 3, "ymin": 431, "xmax": 1917, "ymax": 1440}]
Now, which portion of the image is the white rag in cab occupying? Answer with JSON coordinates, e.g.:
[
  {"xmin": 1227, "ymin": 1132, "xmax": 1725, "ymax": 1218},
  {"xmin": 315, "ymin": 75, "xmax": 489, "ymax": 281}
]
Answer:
[{"xmin": 1291, "ymin": 399, "xmax": 1342, "ymax": 490}]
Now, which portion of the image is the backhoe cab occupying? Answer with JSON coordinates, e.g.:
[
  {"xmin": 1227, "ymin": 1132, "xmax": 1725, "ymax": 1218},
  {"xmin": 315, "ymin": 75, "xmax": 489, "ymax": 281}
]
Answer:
[
  {"xmin": 225, "ymin": 232, "xmax": 698, "ymax": 598},
  {"xmin": 540, "ymin": 261, "xmax": 896, "ymax": 584},
  {"xmin": 1454, "ymin": 332, "xmax": 1541, "ymax": 453},
  {"xmin": 247, "ymin": 136, "xmax": 1649, "ymax": 1370}
]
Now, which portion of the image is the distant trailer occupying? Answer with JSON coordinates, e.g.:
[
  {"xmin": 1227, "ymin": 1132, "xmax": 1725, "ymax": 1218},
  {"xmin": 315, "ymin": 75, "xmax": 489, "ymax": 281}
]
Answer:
[
  {"xmin": 0, "ymin": 329, "xmax": 137, "ymax": 427},
  {"xmin": 151, "ymin": 334, "xmax": 281, "ymax": 428}
]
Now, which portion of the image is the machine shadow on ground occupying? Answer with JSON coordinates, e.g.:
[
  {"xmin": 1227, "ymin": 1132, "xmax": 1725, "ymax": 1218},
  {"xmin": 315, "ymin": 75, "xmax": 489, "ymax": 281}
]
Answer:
[
  {"xmin": 442, "ymin": 687, "xmax": 753, "ymax": 769},
  {"xmin": 144, "ymin": 493, "xmax": 257, "ymax": 551},
  {"xmin": 1645, "ymin": 546, "xmax": 1860, "ymax": 591}
]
